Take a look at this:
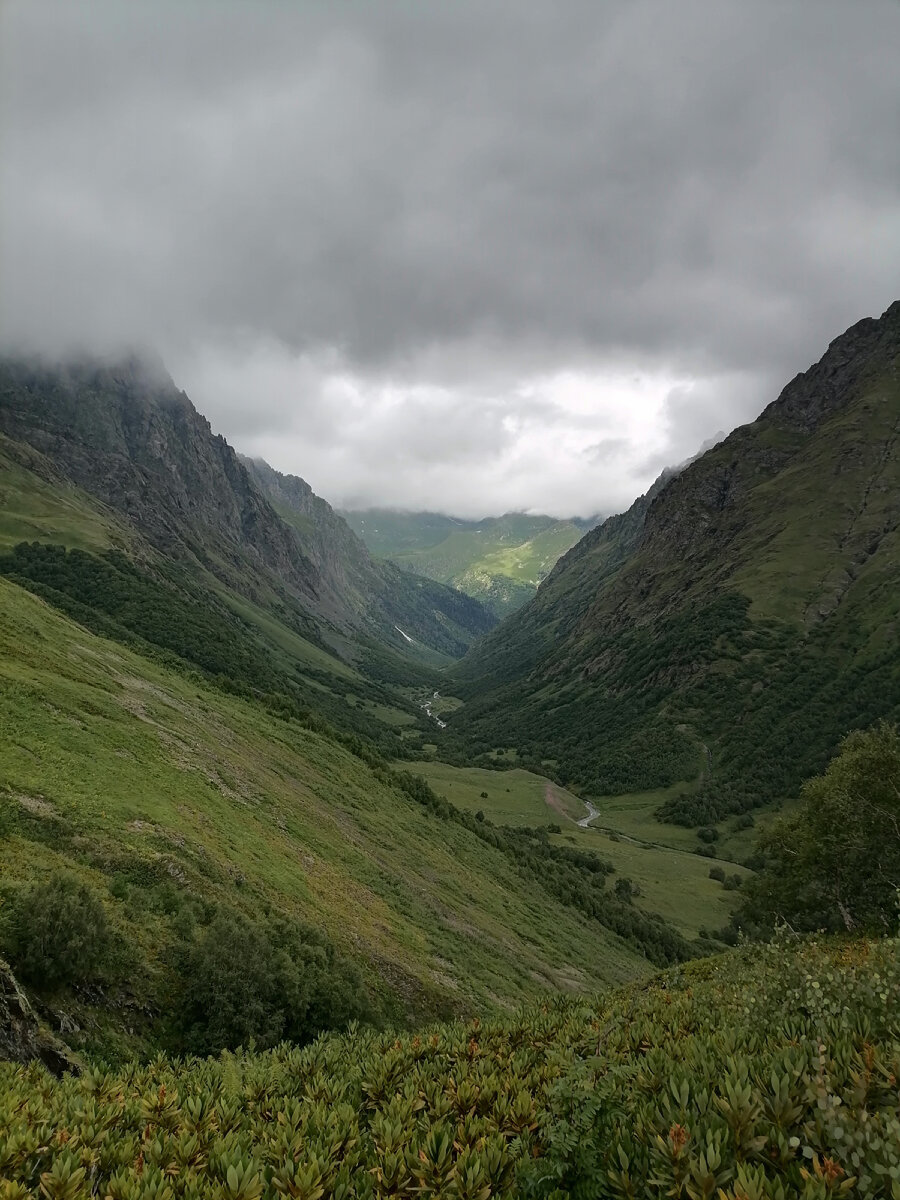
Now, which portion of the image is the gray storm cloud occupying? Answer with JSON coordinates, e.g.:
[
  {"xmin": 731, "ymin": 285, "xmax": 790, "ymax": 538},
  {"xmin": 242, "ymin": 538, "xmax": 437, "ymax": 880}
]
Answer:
[{"xmin": 1, "ymin": 1, "xmax": 898, "ymax": 517}]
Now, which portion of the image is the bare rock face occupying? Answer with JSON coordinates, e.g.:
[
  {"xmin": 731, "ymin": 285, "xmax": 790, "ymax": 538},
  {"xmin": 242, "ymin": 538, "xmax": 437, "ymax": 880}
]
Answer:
[
  {"xmin": 0, "ymin": 354, "xmax": 496, "ymax": 657},
  {"xmin": 0, "ymin": 957, "xmax": 79, "ymax": 1077},
  {"xmin": 0, "ymin": 355, "xmax": 324, "ymax": 612}
]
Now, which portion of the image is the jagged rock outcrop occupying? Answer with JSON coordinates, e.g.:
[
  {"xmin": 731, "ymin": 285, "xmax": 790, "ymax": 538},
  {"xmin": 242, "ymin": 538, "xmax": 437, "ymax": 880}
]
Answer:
[{"xmin": 0, "ymin": 958, "xmax": 78, "ymax": 1077}]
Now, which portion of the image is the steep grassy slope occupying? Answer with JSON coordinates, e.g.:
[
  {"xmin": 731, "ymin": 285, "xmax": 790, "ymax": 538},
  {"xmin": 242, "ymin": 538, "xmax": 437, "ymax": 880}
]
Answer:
[
  {"xmin": 452, "ymin": 302, "xmax": 900, "ymax": 824},
  {"xmin": 0, "ymin": 577, "xmax": 649, "ymax": 1057},
  {"xmin": 1, "ymin": 935, "xmax": 897, "ymax": 1197},
  {"xmin": 341, "ymin": 510, "xmax": 594, "ymax": 617},
  {"xmin": 0, "ymin": 435, "xmax": 132, "ymax": 554},
  {"xmin": 0, "ymin": 426, "xmax": 442, "ymax": 753}
]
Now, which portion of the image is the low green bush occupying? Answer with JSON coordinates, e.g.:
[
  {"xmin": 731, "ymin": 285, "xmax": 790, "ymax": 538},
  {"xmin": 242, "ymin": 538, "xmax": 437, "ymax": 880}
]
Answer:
[
  {"xmin": 0, "ymin": 936, "xmax": 897, "ymax": 1198},
  {"xmin": 174, "ymin": 910, "xmax": 371, "ymax": 1055},
  {"xmin": 1, "ymin": 873, "xmax": 114, "ymax": 989}
]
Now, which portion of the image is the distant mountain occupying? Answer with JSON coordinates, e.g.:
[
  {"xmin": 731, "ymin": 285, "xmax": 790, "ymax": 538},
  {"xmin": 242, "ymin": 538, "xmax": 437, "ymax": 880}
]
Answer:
[
  {"xmin": 340, "ymin": 508, "xmax": 599, "ymax": 617},
  {"xmin": 453, "ymin": 301, "xmax": 900, "ymax": 824},
  {"xmin": 243, "ymin": 458, "xmax": 497, "ymax": 657},
  {"xmin": 0, "ymin": 355, "xmax": 495, "ymax": 663}
]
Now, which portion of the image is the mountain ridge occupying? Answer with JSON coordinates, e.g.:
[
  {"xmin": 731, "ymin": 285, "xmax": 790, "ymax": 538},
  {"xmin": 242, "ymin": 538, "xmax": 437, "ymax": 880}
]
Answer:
[
  {"xmin": 341, "ymin": 507, "xmax": 598, "ymax": 617},
  {"xmin": 0, "ymin": 355, "xmax": 495, "ymax": 661},
  {"xmin": 452, "ymin": 301, "xmax": 900, "ymax": 820}
]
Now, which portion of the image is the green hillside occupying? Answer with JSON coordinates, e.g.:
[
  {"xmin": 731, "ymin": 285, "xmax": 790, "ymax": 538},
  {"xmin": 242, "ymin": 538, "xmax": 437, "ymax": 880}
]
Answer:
[
  {"xmin": 452, "ymin": 301, "xmax": 900, "ymax": 829},
  {"xmin": 0, "ymin": 576, "xmax": 650, "ymax": 1060},
  {"xmin": 1, "ymin": 934, "xmax": 897, "ymax": 1197},
  {"xmin": 341, "ymin": 510, "xmax": 595, "ymax": 617}
]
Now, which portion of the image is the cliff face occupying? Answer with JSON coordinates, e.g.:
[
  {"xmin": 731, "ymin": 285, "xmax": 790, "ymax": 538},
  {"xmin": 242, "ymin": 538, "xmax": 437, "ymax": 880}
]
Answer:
[
  {"xmin": 0, "ymin": 958, "xmax": 77, "ymax": 1077},
  {"xmin": 245, "ymin": 457, "xmax": 497, "ymax": 657},
  {"xmin": 241, "ymin": 455, "xmax": 376, "ymax": 618},
  {"xmin": 0, "ymin": 356, "xmax": 324, "ymax": 608},
  {"xmin": 0, "ymin": 355, "xmax": 495, "ymax": 658}
]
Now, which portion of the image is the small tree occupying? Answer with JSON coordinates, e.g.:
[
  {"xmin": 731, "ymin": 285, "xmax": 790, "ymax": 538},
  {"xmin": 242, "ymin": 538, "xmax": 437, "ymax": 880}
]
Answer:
[
  {"xmin": 176, "ymin": 909, "xmax": 370, "ymax": 1054},
  {"xmin": 737, "ymin": 723, "xmax": 900, "ymax": 935},
  {"xmin": 4, "ymin": 874, "xmax": 112, "ymax": 989}
]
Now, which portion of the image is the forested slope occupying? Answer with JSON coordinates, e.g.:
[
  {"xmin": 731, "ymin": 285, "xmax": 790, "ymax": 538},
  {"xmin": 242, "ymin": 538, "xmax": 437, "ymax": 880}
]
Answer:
[{"xmin": 453, "ymin": 302, "xmax": 900, "ymax": 823}]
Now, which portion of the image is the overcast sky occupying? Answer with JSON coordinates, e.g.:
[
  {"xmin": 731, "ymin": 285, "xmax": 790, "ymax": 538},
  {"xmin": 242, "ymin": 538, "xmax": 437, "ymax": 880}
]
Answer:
[{"xmin": 2, "ymin": 2, "xmax": 898, "ymax": 518}]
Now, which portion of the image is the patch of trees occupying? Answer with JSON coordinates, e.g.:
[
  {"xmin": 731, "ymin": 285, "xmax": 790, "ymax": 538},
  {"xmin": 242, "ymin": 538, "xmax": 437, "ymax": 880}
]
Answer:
[
  {"xmin": 658, "ymin": 622, "xmax": 900, "ymax": 826},
  {"xmin": 0, "ymin": 871, "xmax": 371, "ymax": 1055},
  {"xmin": 174, "ymin": 909, "xmax": 370, "ymax": 1054},
  {"xmin": 734, "ymin": 723, "xmax": 900, "ymax": 936},
  {"xmin": 1, "ymin": 874, "xmax": 115, "ymax": 989}
]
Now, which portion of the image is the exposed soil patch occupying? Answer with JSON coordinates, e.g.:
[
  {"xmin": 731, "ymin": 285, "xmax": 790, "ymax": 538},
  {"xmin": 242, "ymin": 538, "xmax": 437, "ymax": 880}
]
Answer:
[
  {"xmin": 544, "ymin": 783, "xmax": 571, "ymax": 820},
  {"xmin": 13, "ymin": 793, "xmax": 58, "ymax": 819}
]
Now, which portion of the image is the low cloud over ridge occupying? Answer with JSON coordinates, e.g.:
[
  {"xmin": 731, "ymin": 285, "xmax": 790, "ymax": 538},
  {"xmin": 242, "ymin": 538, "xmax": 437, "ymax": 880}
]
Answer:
[{"xmin": 2, "ymin": 2, "xmax": 898, "ymax": 516}]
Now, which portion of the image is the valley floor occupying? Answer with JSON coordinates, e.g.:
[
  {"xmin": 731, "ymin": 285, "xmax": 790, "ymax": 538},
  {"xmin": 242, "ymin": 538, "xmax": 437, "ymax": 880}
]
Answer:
[{"xmin": 409, "ymin": 760, "xmax": 759, "ymax": 940}]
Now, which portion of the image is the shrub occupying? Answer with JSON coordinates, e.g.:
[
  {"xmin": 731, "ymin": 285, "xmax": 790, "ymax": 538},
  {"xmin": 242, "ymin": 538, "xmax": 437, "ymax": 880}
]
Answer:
[
  {"xmin": 2, "ymin": 873, "xmax": 113, "ymax": 989},
  {"xmin": 736, "ymin": 723, "xmax": 900, "ymax": 935},
  {"xmin": 709, "ymin": 866, "xmax": 726, "ymax": 883},
  {"xmin": 613, "ymin": 877, "xmax": 637, "ymax": 902},
  {"xmin": 518, "ymin": 934, "xmax": 900, "ymax": 1198},
  {"xmin": 0, "ymin": 937, "xmax": 898, "ymax": 1197},
  {"xmin": 175, "ymin": 909, "xmax": 370, "ymax": 1054}
]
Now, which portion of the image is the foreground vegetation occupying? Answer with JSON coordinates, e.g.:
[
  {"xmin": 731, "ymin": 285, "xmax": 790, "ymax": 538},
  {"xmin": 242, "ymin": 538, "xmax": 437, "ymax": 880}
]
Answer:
[
  {"xmin": 735, "ymin": 723, "xmax": 900, "ymax": 939},
  {"xmin": 0, "ymin": 936, "xmax": 897, "ymax": 1198}
]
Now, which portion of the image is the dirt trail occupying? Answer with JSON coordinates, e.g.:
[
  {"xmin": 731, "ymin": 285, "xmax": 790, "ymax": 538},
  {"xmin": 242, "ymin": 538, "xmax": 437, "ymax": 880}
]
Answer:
[{"xmin": 576, "ymin": 800, "xmax": 601, "ymax": 828}]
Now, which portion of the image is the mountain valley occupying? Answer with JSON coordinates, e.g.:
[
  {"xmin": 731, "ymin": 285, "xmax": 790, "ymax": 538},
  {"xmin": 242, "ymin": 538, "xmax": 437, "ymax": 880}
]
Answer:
[
  {"xmin": 341, "ymin": 509, "xmax": 596, "ymax": 617},
  {"xmin": 1, "ymin": 306, "xmax": 899, "ymax": 1196}
]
